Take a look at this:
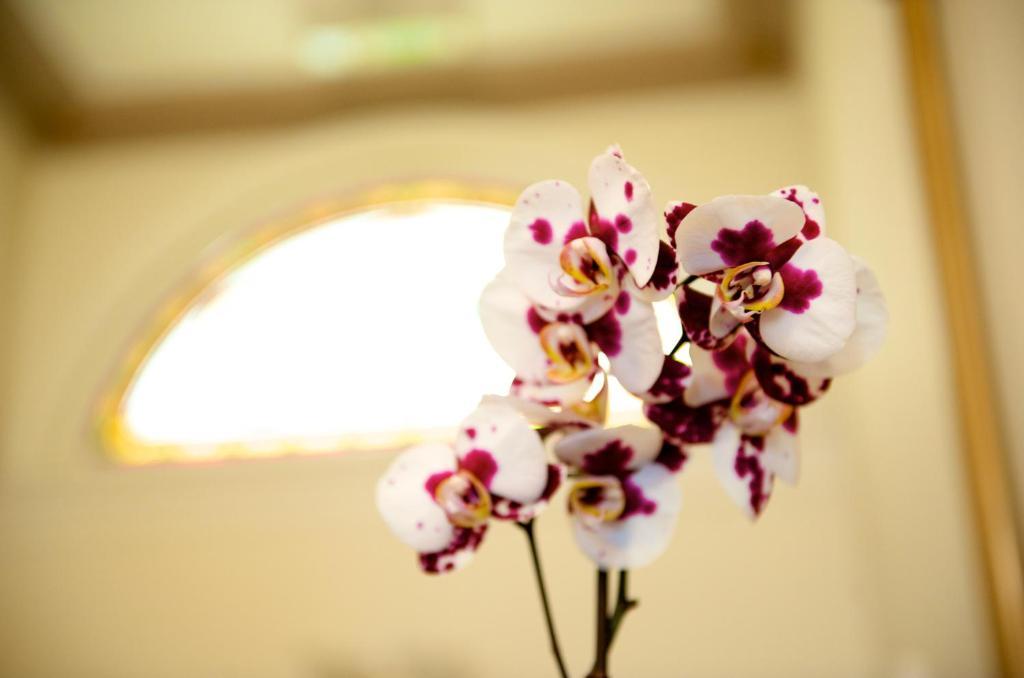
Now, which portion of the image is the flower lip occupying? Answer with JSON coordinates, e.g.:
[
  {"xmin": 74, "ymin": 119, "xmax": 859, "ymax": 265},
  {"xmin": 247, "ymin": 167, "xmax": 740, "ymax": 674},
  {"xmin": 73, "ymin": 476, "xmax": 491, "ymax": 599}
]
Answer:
[
  {"xmin": 434, "ymin": 470, "xmax": 492, "ymax": 528},
  {"xmin": 568, "ymin": 476, "xmax": 626, "ymax": 527},
  {"xmin": 728, "ymin": 370, "xmax": 793, "ymax": 437},
  {"xmin": 539, "ymin": 322, "xmax": 596, "ymax": 384},
  {"xmin": 557, "ymin": 236, "xmax": 614, "ymax": 297},
  {"xmin": 719, "ymin": 261, "xmax": 785, "ymax": 318}
]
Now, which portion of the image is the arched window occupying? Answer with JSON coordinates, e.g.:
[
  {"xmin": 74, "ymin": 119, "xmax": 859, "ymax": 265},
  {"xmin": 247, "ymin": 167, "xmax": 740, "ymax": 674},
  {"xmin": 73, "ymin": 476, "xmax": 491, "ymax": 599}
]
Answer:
[{"xmin": 99, "ymin": 183, "xmax": 678, "ymax": 465}]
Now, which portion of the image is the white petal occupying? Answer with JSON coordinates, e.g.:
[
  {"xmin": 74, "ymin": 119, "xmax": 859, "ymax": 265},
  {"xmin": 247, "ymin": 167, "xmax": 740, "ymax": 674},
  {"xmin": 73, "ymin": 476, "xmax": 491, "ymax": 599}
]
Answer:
[
  {"xmin": 419, "ymin": 526, "xmax": 488, "ymax": 574},
  {"xmin": 759, "ymin": 237, "xmax": 857, "ymax": 363},
  {"xmin": 504, "ymin": 179, "xmax": 588, "ymax": 309},
  {"xmin": 478, "ymin": 394, "xmax": 595, "ymax": 428},
  {"xmin": 675, "ymin": 195, "xmax": 804, "ymax": 275},
  {"xmin": 571, "ymin": 464, "xmax": 682, "ymax": 569},
  {"xmin": 454, "ymin": 403, "xmax": 548, "ymax": 504},
  {"xmin": 774, "ymin": 185, "xmax": 826, "ymax": 242},
  {"xmin": 761, "ymin": 423, "xmax": 799, "ymax": 485},
  {"xmin": 376, "ymin": 443, "xmax": 456, "ymax": 552},
  {"xmin": 787, "ymin": 255, "xmax": 888, "ymax": 377},
  {"xmin": 479, "ymin": 273, "xmax": 551, "ymax": 382},
  {"xmin": 510, "ymin": 376, "xmax": 593, "ymax": 408},
  {"xmin": 711, "ymin": 423, "xmax": 774, "ymax": 520},
  {"xmin": 588, "ymin": 294, "xmax": 664, "ymax": 394},
  {"xmin": 683, "ymin": 334, "xmax": 752, "ymax": 408},
  {"xmin": 554, "ymin": 425, "xmax": 662, "ymax": 473},
  {"xmin": 588, "ymin": 147, "xmax": 659, "ymax": 287}
]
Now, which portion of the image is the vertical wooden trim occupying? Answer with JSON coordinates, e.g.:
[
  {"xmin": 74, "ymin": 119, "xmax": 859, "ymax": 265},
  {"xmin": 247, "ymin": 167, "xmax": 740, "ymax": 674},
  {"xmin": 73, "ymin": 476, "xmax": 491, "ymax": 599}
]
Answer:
[{"xmin": 900, "ymin": 1, "xmax": 1024, "ymax": 675}]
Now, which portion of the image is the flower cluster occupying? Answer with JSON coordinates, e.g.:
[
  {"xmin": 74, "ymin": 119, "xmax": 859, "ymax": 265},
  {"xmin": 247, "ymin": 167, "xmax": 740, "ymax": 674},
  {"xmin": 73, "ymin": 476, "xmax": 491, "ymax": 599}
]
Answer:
[{"xmin": 377, "ymin": 146, "xmax": 887, "ymax": 573}]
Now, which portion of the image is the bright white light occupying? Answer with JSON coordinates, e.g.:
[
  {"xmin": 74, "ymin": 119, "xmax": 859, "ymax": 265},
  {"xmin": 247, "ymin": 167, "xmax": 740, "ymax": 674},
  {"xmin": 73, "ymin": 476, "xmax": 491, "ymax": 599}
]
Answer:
[{"xmin": 122, "ymin": 200, "xmax": 678, "ymax": 452}]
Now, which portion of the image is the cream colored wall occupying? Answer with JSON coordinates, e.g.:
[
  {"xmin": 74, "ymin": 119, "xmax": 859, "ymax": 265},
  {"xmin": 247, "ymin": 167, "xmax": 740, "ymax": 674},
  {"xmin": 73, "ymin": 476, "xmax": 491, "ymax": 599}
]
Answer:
[
  {"xmin": 0, "ymin": 2, "xmax": 997, "ymax": 677},
  {"xmin": 938, "ymin": 0, "xmax": 1024, "ymax": 535}
]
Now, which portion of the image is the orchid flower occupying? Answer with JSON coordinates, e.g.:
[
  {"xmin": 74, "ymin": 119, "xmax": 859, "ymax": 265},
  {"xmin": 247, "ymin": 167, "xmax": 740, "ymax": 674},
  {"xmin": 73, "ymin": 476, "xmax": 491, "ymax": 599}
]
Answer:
[
  {"xmin": 671, "ymin": 186, "xmax": 857, "ymax": 363},
  {"xmin": 552, "ymin": 425, "xmax": 684, "ymax": 569},
  {"xmin": 645, "ymin": 333, "xmax": 819, "ymax": 519},
  {"xmin": 479, "ymin": 271, "xmax": 664, "ymax": 397},
  {"xmin": 376, "ymin": 402, "xmax": 561, "ymax": 573}
]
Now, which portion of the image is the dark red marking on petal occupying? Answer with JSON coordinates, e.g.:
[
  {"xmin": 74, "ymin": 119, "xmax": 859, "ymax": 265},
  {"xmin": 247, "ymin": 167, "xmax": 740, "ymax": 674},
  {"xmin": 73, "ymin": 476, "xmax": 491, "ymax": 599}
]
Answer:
[
  {"xmin": 581, "ymin": 440, "xmax": 634, "ymax": 476},
  {"xmin": 526, "ymin": 307, "xmax": 546, "ymax": 334},
  {"xmin": 734, "ymin": 438, "xmax": 771, "ymax": 516},
  {"xmin": 465, "ymin": 427, "xmax": 477, "ymax": 440},
  {"xmin": 620, "ymin": 473, "xmax": 658, "ymax": 519},
  {"xmin": 783, "ymin": 409, "xmax": 799, "ymax": 433},
  {"xmin": 529, "ymin": 218, "xmax": 552, "ymax": 245},
  {"xmin": 780, "ymin": 187, "xmax": 821, "ymax": 240},
  {"xmin": 711, "ymin": 334, "xmax": 753, "ymax": 394},
  {"xmin": 564, "ymin": 220, "xmax": 587, "ymax": 244},
  {"xmin": 459, "ymin": 449, "xmax": 498, "ymax": 488},
  {"xmin": 665, "ymin": 202, "xmax": 697, "ymax": 243},
  {"xmin": 586, "ymin": 312, "xmax": 622, "ymax": 357},
  {"xmin": 588, "ymin": 201, "xmax": 619, "ymax": 253},
  {"xmin": 778, "ymin": 263, "xmax": 823, "ymax": 313},
  {"xmin": 646, "ymin": 240, "xmax": 678, "ymax": 291},
  {"xmin": 615, "ymin": 291, "xmax": 631, "ymax": 315},
  {"xmin": 645, "ymin": 357, "xmax": 691, "ymax": 402},
  {"xmin": 624, "ymin": 248, "xmax": 637, "ymax": 265},
  {"xmin": 751, "ymin": 347, "xmax": 830, "ymax": 406},
  {"xmin": 765, "ymin": 237, "xmax": 802, "ymax": 270},
  {"xmin": 644, "ymin": 400, "xmax": 726, "ymax": 444},
  {"xmin": 615, "ymin": 214, "xmax": 632, "ymax": 234},
  {"xmin": 677, "ymin": 286, "xmax": 718, "ymax": 350},
  {"xmin": 624, "ymin": 181, "xmax": 634, "ymax": 201},
  {"xmin": 655, "ymin": 438, "xmax": 689, "ymax": 472},
  {"xmin": 710, "ymin": 220, "xmax": 776, "ymax": 266},
  {"xmin": 419, "ymin": 525, "xmax": 488, "ymax": 574},
  {"xmin": 424, "ymin": 470, "xmax": 453, "ymax": 498}
]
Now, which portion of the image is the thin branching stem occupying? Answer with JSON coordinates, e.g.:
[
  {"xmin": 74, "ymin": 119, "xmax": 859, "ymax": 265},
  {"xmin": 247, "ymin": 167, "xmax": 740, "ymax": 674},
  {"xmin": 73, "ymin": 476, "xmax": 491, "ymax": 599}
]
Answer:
[{"xmin": 518, "ymin": 520, "xmax": 569, "ymax": 678}]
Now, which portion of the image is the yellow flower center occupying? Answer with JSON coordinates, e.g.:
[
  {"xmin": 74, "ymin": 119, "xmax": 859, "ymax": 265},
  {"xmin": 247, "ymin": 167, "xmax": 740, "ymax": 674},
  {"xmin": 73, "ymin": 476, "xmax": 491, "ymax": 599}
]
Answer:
[
  {"xmin": 728, "ymin": 370, "xmax": 793, "ymax": 436},
  {"xmin": 539, "ymin": 322, "xmax": 596, "ymax": 384},
  {"xmin": 568, "ymin": 476, "xmax": 625, "ymax": 526},
  {"xmin": 719, "ymin": 261, "xmax": 785, "ymax": 317},
  {"xmin": 558, "ymin": 236, "xmax": 614, "ymax": 297},
  {"xmin": 434, "ymin": 470, "xmax": 492, "ymax": 528}
]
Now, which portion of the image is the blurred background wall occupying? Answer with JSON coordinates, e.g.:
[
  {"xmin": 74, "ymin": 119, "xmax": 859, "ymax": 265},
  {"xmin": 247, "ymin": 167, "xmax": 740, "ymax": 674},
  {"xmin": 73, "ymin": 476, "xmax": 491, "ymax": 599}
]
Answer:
[{"xmin": 0, "ymin": 1, "xmax": 1019, "ymax": 677}]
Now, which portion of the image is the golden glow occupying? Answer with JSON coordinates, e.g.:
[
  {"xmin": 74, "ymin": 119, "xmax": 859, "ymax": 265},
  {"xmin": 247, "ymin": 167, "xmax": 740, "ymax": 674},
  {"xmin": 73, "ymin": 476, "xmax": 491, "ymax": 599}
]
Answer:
[{"xmin": 97, "ymin": 182, "xmax": 683, "ymax": 466}]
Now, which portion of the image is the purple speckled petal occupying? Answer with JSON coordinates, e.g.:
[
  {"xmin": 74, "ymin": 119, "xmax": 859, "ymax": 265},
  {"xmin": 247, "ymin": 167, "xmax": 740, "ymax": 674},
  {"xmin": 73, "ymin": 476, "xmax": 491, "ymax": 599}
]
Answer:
[
  {"xmin": 454, "ymin": 403, "xmax": 549, "ymax": 504},
  {"xmin": 626, "ymin": 241, "xmax": 679, "ymax": 302},
  {"xmin": 554, "ymin": 425, "xmax": 663, "ymax": 473},
  {"xmin": 505, "ymin": 179, "xmax": 590, "ymax": 311},
  {"xmin": 587, "ymin": 295, "xmax": 664, "ymax": 394},
  {"xmin": 571, "ymin": 463, "xmax": 681, "ymax": 569},
  {"xmin": 759, "ymin": 237, "xmax": 857, "ymax": 363},
  {"xmin": 644, "ymin": 399, "xmax": 726, "ymax": 445},
  {"xmin": 677, "ymin": 285, "xmax": 739, "ymax": 350},
  {"xmin": 787, "ymin": 255, "xmax": 888, "ymax": 378},
  {"xmin": 376, "ymin": 443, "xmax": 457, "ymax": 553},
  {"xmin": 751, "ymin": 347, "xmax": 831, "ymax": 406},
  {"xmin": 588, "ymin": 147, "xmax": 659, "ymax": 287},
  {"xmin": 774, "ymin": 185, "xmax": 826, "ymax": 242},
  {"xmin": 674, "ymin": 195, "xmax": 804, "ymax": 276},
  {"xmin": 711, "ymin": 423, "xmax": 774, "ymax": 520},
  {"xmin": 418, "ymin": 524, "xmax": 488, "ymax": 574},
  {"xmin": 684, "ymin": 334, "xmax": 752, "ymax": 407},
  {"xmin": 639, "ymin": 355, "xmax": 691, "ymax": 404},
  {"xmin": 478, "ymin": 273, "xmax": 554, "ymax": 383}
]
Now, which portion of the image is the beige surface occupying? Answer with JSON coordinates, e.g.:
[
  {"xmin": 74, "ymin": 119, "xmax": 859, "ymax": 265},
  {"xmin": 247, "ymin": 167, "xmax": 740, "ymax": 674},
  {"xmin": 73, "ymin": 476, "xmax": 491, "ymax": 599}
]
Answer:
[
  {"xmin": 0, "ymin": 1, "xmax": 998, "ymax": 677},
  {"xmin": 938, "ymin": 0, "xmax": 1024, "ymax": 543}
]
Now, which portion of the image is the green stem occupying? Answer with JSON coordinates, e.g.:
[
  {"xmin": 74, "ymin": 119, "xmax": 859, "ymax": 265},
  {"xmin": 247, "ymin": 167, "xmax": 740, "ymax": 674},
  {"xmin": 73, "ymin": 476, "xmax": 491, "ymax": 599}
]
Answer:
[
  {"xmin": 587, "ymin": 569, "xmax": 611, "ymax": 678},
  {"xmin": 518, "ymin": 521, "xmax": 569, "ymax": 678},
  {"xmin": 608, "ymin": 570, "xmax": 638, "ymax": 649}
]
